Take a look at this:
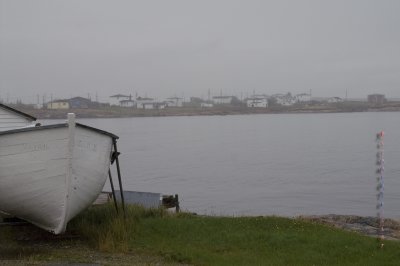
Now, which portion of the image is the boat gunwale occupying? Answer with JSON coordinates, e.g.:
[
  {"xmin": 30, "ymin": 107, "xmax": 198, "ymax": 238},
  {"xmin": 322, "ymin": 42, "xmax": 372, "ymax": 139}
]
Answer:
[
  {"xmin": 0, "ymin": 123, "xmax": 119, "ymax": 139},
  {"xmin": 0, "ymin": 103, "xmax": 37, "ymax": 121}
]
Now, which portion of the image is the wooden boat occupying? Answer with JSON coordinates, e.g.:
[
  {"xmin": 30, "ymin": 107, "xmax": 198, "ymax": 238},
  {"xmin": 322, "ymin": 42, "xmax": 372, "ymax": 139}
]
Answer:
[
  {"xmin": 0, "ymin": 103, "xmax": 37, "ymax": 131},
  {"xmin": 0, "ymin": 113, "xmax": 118, "ymax": 234}
]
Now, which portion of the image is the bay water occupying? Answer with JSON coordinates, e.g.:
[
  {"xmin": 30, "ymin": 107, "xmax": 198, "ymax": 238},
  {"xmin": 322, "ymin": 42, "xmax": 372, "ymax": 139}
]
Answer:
[{"xmin": 44, "ymin": 112, "xmax": 400, "ymax": 218}]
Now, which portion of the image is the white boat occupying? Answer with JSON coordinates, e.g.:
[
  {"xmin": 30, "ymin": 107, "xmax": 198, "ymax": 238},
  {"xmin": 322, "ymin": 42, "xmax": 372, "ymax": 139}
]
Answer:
[
  {"xmin": 0, "ymin": 113, "xmax": 118, "ymax": 234},
  {"xmin": 0, "ymin": 103, "xmax": 37, "ymax": 131}
]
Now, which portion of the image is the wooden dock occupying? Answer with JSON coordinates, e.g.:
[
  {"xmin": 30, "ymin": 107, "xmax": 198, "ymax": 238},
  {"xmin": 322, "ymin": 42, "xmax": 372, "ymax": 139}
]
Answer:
[{"xmin": 94, "ymin": 190, "xmax": 180, "ymax": 212}]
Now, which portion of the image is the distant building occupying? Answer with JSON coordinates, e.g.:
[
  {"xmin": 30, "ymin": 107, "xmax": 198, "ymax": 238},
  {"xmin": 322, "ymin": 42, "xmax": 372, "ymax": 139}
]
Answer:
[
  {"xmin": 120, "ymin": 99, "xmax": 136, "ymax": 107},
  {"xmin": 109, "ymin": 94, "xmax": 130, "ymax": 106},
  {"xmin": 246, "ymin": 96, "xmax": 268, "ymax": 108},
  {"xmin": 189, "ymin": 97, "xmax": 213, "ymax": 108},
  {"xmin": 327, "ymin": 97, "xmax": 344, "ymax": 103},
  {"xmin": 155, "ymin": 102, "xmax": 167, "ymax": 109},
  {"xmin": 295, "ymin": 93, "xmax": 312, "ymax": 103},
  {"xmin": 272, "ymin": 93, "xmax": 296, "ymax": 106},
  {"xmin": 136, "ymin": 97, "xmax": 155, "ymax": 109},
  {"xmin": 142, "ymin": 103, "xmax": 155, "ymax": 109},
  {"xmin": 69, "ymin": 97, "xmax": 92, "ymax": 109},
  {"xmin": 368, "ymin": 94, "xmax": 386, "ymax": 104},
  {"xmin": 165, "ymin": 97, "xmax": 184, "ymax": 107},
  {"xmin": 47, "ymin": 99, "xmax": 70, "ymax": 109},
  {"xmin": 119, "ymin": 95, "xmax": 135, "ymax": 107},
  {"xmin": 46, "ymin": 97, "xmax": 100, "ymax": 109},
  {"xmin": 212, "ymin": 96, "xmax": 234, "ymax": 105}
]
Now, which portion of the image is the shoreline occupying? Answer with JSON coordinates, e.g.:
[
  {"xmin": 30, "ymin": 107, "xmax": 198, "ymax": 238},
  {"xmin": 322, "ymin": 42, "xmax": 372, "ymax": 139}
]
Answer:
[
  {"xmin": 299, "ymin": 214, "xmax": 400, "ymax": 241},
  {"xmin": 16, "ymin": 102, "xmax": 400, "ymax": 119}
]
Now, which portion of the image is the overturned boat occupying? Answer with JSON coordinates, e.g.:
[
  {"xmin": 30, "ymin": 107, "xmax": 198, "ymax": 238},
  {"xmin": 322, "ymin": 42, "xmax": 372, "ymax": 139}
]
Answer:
[{"xmin": 0, "ymin": 113, "xmax": 118, "ymax": 234}]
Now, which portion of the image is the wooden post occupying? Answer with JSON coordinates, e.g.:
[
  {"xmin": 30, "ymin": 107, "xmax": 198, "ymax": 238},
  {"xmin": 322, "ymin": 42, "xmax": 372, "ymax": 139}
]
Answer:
[
  {"xmin": 175, "ymin": 194, "xmax": 180, "ymax": 213},
  {"xmin": 108, "ymin": 169, "xmax": 119, "ymax": 214},
  {"xmin": 113, "ymin": 138, "xmax": 126, "ymax": 218}
]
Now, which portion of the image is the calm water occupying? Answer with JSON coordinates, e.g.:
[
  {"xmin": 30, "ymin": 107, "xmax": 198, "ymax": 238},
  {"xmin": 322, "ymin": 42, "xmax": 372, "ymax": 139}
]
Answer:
[{"xmin": 44, "ymin": 112, "xmax": 400, "ymax": 218}]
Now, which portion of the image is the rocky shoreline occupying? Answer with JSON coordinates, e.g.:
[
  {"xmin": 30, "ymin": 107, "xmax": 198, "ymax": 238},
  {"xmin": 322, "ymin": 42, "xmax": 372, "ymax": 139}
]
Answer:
[{"xmin": 300, "ymin": 214, "xmax": 400, "ymax": 241}]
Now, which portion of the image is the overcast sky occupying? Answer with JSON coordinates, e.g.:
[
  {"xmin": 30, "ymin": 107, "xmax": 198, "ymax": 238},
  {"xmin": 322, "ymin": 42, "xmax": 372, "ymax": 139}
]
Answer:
[{"xmin": 1, "ymin": 0, "xmax": 399, "ymax": 103}]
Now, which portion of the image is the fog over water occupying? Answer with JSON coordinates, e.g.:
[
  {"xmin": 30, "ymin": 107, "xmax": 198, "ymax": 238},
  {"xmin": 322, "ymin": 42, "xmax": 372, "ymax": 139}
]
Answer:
[{"xmin": 44, "ymin": 112, "xmax": 400, "ymax": 217}]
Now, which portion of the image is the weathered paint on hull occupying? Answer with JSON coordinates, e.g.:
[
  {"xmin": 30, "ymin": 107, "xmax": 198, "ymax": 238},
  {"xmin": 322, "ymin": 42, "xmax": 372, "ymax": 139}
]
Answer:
[{"xmin": 0, "ymin": 119, "xmax": 114, "ymax": 234}]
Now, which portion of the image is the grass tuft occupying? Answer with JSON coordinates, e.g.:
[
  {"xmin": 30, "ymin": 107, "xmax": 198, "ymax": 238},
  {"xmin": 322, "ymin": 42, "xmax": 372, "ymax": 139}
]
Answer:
[{"xmin": 68, "ymin": 203, "xmax": 168, "ymax": 252}]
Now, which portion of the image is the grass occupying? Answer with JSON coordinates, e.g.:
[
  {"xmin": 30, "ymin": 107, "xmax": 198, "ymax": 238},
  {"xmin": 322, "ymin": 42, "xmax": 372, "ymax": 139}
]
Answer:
[
  {"xmin": 129, "ymin": 215, "xmax": 400, "ymax": 265},
  {"xmin": 2, "ymin": 204, "xmax": 400, "ymax": 265}
]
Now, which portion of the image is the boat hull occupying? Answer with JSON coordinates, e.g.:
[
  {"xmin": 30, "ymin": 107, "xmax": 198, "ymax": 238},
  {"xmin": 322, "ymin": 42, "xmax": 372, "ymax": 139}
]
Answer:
[{"xmin": 0, "ymin": 123, "xmax": 114, "ymax": 234}]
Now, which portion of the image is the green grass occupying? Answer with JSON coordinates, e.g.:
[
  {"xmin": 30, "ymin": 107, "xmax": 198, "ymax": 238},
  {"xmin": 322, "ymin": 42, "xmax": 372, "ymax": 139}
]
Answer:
[
  {"xmin": 69, "ymin": 203, "xmax": 167, "ymax": 252},
  {"xmin": 66, "ymin": 204, "xmax": 400, "ymax": 265}
]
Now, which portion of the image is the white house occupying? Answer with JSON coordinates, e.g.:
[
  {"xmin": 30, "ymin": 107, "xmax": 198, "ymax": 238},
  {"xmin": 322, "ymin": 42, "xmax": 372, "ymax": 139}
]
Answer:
[
  {"xmin": 273, "ymin": 94, "xmax": 296, "ymax": 106},
  {"xmin": 142, "ymin": 103, "xmax": 155, "ymax": 109},
  {"xmin": 155, "ymin": 102, "xmax": 167, "ymax": 109},
  {"xmin": 0, "ymin": 103, "xmax": 37, "ymax": 131},
  {"xmin": 212, "ymin": 96, "xmax": 234, "ymax": 104},
  {"xmin": 120, "ymin": 99, "xmax": 136, "ymax": 107},
  {"xmin": 327, "ymin": 97, "xmax": 344, "ymax": 103},
  {"xmin": 136, "ymin": 97, "xmax": 155, "ymax": 109},
  {"xmin": 109, "ymin": 94, "xmax": 130, "ymax": 106},
  {"xmin": 295, "ymin": 93, "xmax": 312, "ymax": 103},
  {"xmin": 165, "ymin": 97, "xmax": 184, "ymax": 107},
  {"xmin": 246, "ymin": 96, "xmax": 268, "ymax": 108}
]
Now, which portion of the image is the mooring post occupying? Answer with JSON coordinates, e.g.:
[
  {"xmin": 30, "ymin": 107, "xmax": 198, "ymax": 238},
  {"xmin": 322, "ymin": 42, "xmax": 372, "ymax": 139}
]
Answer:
[
  {"xmin": 376, "ymin": 131, "xmax": 385, "ymax": 247},
  {"xmin": 108, "ymin": 169, "xmax": 119, "ymax": 214},
  {"xmin": 113, "ymin": 138, "xmax": 126, "ymax": 218}
]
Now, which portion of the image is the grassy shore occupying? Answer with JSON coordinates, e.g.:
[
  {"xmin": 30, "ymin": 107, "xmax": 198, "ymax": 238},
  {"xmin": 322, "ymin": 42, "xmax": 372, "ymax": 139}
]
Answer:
[{"xmin": 1, "ymin": 204, "xmax": 400, "ymax": 265}]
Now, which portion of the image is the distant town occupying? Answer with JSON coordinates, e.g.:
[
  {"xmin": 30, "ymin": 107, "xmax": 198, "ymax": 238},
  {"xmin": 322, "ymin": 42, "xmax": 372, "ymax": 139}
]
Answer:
[
  {"xmin": 0, "ymin": 92, "xmax": 394, "ymax": 109},
  {"xmin": 1, "ymin": 92, "xmax": 399, "ymax": 119}
]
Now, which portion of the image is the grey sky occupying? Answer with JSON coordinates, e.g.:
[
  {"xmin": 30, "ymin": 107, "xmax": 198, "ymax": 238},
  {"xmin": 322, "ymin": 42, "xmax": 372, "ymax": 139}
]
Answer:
[{"xmin": 1, "ymin": 0, "xmax": 399, "ymax": 103}]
